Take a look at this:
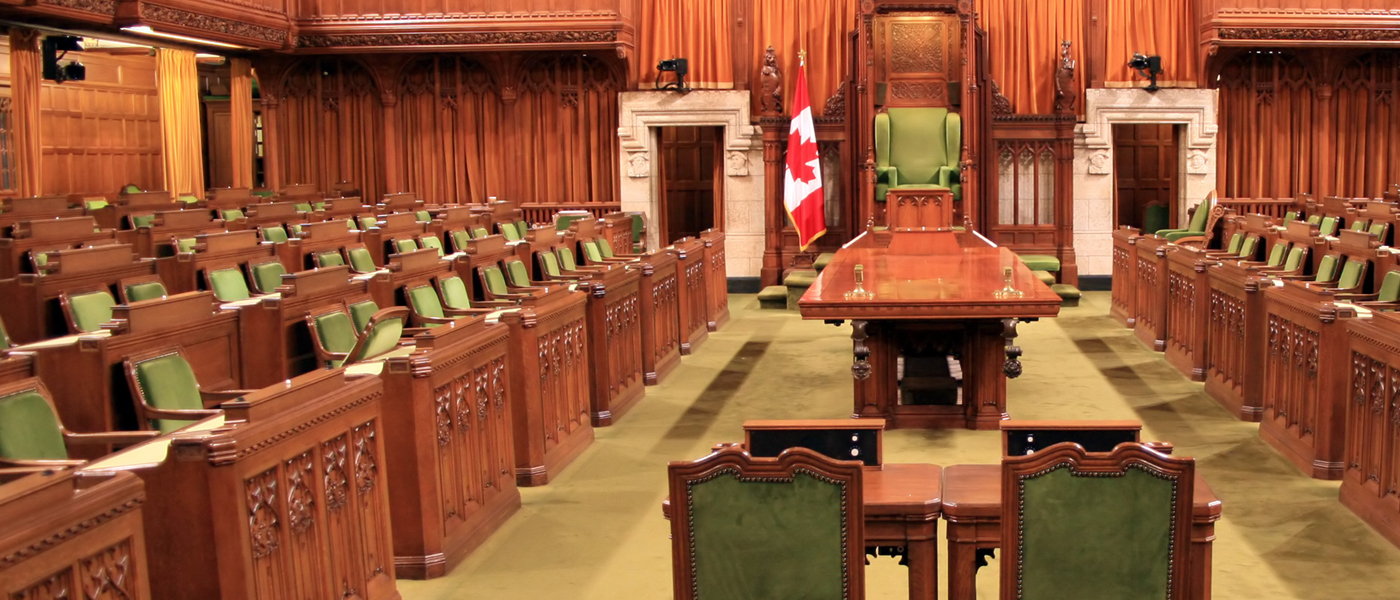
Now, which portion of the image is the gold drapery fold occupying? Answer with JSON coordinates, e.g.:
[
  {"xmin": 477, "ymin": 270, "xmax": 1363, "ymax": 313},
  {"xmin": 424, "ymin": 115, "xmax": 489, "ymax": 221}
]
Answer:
[
  {"xmin": 750, "ymin": 0, "xmax": 854, "ymax": 117},
  {"xmin": 278, "ymin": 59, "xmax": 386, "ymax": 201},
  {"xmin": 9, "ymin": 28, "xmax": 42, "ymax": 196},
  {"xmin": 229, "ymin": 58, "xmax": 254, "ymax": 188},
  {"xmin": 157, "ymin": 48, "xmax": 205, "ymax": 199},
  {"xmin": 1104, "ymin": 0, "xmax": 1197, "ymax": 87},
  {"xmin": 982, "ymin": 0, "xmax": 1084, "ymax": 115},
  {"xmin": 638, "ymin": 0, "xmax": 734, "ymax": 89}
]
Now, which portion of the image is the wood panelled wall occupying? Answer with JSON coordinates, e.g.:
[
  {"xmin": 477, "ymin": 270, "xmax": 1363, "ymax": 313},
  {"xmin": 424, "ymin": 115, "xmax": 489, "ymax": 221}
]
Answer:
[
  {"xmin": 0, "ymin": 42, "xmax": 163, "ymax": 196},
  {"xmin": 261, "ymin": 53, "xmax": 621, "ymax": 204},
  {"xmin": 1215, "ymin": 49, "xmax": 1400, "ymax": 200}
]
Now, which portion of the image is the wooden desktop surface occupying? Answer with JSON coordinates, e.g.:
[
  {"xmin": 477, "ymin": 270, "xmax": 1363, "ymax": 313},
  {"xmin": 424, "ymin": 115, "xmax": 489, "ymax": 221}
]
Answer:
[{"xmin": 798, "ymin": 231, "xmax": 1061, "ymax": 320}]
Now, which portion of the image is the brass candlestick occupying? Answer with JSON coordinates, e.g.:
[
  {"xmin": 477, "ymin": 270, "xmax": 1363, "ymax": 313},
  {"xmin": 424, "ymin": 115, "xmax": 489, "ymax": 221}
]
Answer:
[
  {"xmin": 993, "ymin": 267, "xmax": 1024, "ymax": 299},
  {"xmin": 846, "ymin": 264, "xmax": 873, "ymax": 300}
]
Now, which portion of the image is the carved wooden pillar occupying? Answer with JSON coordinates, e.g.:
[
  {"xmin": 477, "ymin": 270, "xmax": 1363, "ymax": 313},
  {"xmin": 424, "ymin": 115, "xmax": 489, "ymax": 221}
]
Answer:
[
  {"xmin": 761, "ymin": 117, "xmax": 785, "ymax": 287},
  {"xmin": 1314, "ymin": 82, "xmax": 1336, "ymax": 197},
  {"xmin": 499, "ymin": 85, "xmax": 522, "ymax": 202},
  {"xmin": 381, "ymin": 90, "xmax": 403, "ymax": 194},
  {"xmin": 261, "ymin": 93, "xmax": 283, "ymax": 190},
  {"xmin": 8, "ymin": 28, "xmax": 42, "ymax": 197}
]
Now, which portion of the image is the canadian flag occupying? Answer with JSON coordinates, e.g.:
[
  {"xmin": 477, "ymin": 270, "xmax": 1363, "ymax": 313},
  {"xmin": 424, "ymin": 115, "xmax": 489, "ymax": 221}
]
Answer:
[{"xmin": 784, "ymin": 62, "xmax": 826, "ymax": 250}]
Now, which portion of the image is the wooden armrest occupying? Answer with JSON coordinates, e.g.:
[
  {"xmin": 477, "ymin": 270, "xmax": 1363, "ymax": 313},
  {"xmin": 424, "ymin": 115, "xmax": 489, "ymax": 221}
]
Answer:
[
  {"xmin": 142, "ymin": 407, "xmax": 223, "ymax": 420},
  {"xmin": 1336, "ymin": 292, "xmax": 1379, "ymax": 301},
  {"xmin": 200, "ymin": 389, "xmax": 256, "ymax": 403},
  {"xmin": 1356, "ymin": 300, "xmax": 1400, "ymax": 309},
  {"xmin": 443, "ymin": 307, "xmax": 496, "ymax": 317},
  {"xmin": 64, "ymin": 430, "xmax": 162, "ymax": 447},
  {"xmin": 470, "ymin": 299, "xmax": 518, "ymax": 308}
]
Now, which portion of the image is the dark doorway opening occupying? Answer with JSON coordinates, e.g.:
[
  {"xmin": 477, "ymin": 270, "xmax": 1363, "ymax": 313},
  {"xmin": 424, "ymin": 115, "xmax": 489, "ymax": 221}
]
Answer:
[
  {"xmin": 1112, "ymin": 123, "xmax": 1180, "ymax": 235},
  {"xmin": 658, "ymin": 126, "xmax": 723, "ymax": 243}
]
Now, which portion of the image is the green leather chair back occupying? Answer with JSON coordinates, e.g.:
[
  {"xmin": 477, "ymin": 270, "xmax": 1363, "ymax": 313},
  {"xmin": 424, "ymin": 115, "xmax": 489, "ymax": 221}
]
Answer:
[
  {"xmin": 555, "ymin": 212, "xmax": 588, "ymax": 231},
  {"xmin": 438, "ymin": 277, "xmax": 473, "ymax": 310},
  {"xmin": 506, "ymin": 260, "xmax": 532, "ymax": 287},
  {"xmin": 1283, "ymin": 211, "xmax": 1298, "ymax": 224},
  {"xmin": 0, "ymin": 387, "xmax": 68, "ymax": 461},
  {"xmin": 1014, "ymin": 463, "xmax": 1178, "ymax": 599},
  {"xmin": 347, "ymin": 300, "xmax": 379, "ymax": 335},
  {"xmin": 347, "ymin": 219, "xmax": 358, "ymax": 230},
  {"xmin": 395, "ymin": 238, "xmax": 419, "ymax": 254},
  {"xmin": 628, "ymin": 212, "xmax": 645, "ymax": 244},
  {"xmin": 484, "ymin": 266, "xmax": 509, "ymax": 295},
  {"xmin": 500, "ymin": 222, "xmax": 522, "ymax": 241},
  {"xmin": 407, "ymin": 285, "xmax": 447, "ymax": 322},
  {"xmin": 583, "ymin": 241, "xmax": 604, "ymax": 263},
  {"xmin": 1282, "ymin": 247, "xmax": 1306, "ymax": 271},
  {"xmin": 1144, "ymin": 205, "xmax": 1170, "ymax": 238},
  {"xmin": 347, "ymin": 247, "xmax": 376, "ymax": 274},
  {"xmin": 315, "ymin": 201, "xmax": 327, "ymax": 211},
  {"xmin": 349, "ymin": 314, "xmax": 405, "ymax": 363},
  {"xmin": 451, "ymin": 230, "xmax": 473, "ymax": 252},
  {"xmin": 1370, "ymin": 222, "xmax": 1389, "ymax": 243},
  {"xmin": 472, "ymin": 227, "xmax": 490, "ymax": 239},
  {"xmin": 313, "ymin": 311, "xmax": 357, "ymax": 368},
  {"xmin": 1184, "ymin": 202, "xmax": 1211, "ymax": 232},
  {"xmin": 130, "ymin": 214, "xmax": 156, "ymax": 228},
  {"xmin": 1315, "ymin": 254, "xmax": 1339, "ymax": 283},
  {"xmin": 598, "ymin": 238, "xmax": 616, "ymax": 258},
  {"xmin": 1379, "ymin": 271, "xmax": 1400, "ymax": 303},
  {"xmin": 293, "ymin": 202, "xmax": 314, "ymax": 213},
  {"xmin": 1307, "ymin": 214, "xmax": 1322, "ymax": 226},
  {"xmin": 175, "ymin": 238, "xmax": 198, "ymax": 253},
  {"xmin": 315, "ymin": 251, "xmax": 346, "ymax": 268},
  {"xmin": 208, "ymin": 268, "xmax": 252, "ymax": 302},
  {"xmin": 125, "ymin": 280, "xmax": 168, "ymax": 302},
  {"xmin": 686, "ymin": 470, "xmax": 849, "ymax": 600},
  {"xmin": 249, "ymin": 261, "xmax": 287, "ymax": 294},
  {"xmin": 558, "ymin": 247, "xmax": 579, "ymax": 271},
  {"xmin": 0, "ymin": 317, "xmax": 11, "ymax": 350},
  {"xmin": 261, "ymin": 225, "xmax": 289, "ymax": 243},
  {"xmin": 516, "ymin": 220, "xmax": 530, "ymax": 235},
  {"xmin": 68, "ymin": 290, "xmax": 116, "ymax": 333},
  {"xmin": 415, "ymin": 210, "xmax": 432, "ymax": 222},
  {"xmin": 85, "ymin": 198, "xmax": 109, "ymax": 210},
  {"xmin": 541, "ymin": 251, "xmax": 562, "ymax": 277},
  {"xmin": 1223, "ymin": 233, "xmax": 1243, "ymax": 255},
  {"xmin": 1237, "ymin": 236, "xmax": 1259, "ymax": 259},
  {"xmin": 1351, "ymin": 219, "xmax": 1369, "ymax": 231},
  {"xmin": 420, "ymin": 236, "xmax": 445, "ymax": 257},
  {"xmin": 1320, "ymin": 216, "xmax": 1338, "ymax": 236},
  {"xmin": 878, "ymin": 107, "xmax": 951, "ymax": 185},
  {"xmin": 359, "ymin": 216, "xmax": 378, "ymax": 230},
  {"xmin": 220, "ymin": 208, "xmax": 244, "ymax": 221},
  {"xmin": 1265, "ymin": 242, "xmax": 1288, "ymax": 268},
  {"xmin": 290, "ymin": 224, "xmax": 304, "ymax": 236},
  {"xmin": 1338, "ymin": 258, "xmax": 1366, "ymax": 289},
  {"xmin": 132, "ymin": 353, "xmax": 204, "ymax": 433},
  {"xmin": 121, "ymin": 184, "xmax": 142, "ymax": 194}
]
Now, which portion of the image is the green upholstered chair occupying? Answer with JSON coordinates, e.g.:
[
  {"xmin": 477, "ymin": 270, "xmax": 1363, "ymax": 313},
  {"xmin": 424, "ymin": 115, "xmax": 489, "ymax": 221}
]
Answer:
[
  {"xmin": 450, "ymin": 230, "xmax": 474, "ymax": 253},
  {"xmin": 1155, "ymin": 196, "xmax": 1213, "ymax": 242},
  {"xmin": 1351, "ymin": 219, "xmax": 1370, "ymax": 232},
  {"xmin": 505, "ymin": 259, "xmax": 535, "ymax": 287},
  {"xmin": 293, "ymin": 202, "xmax": 314, "ymax": 213},
  {"xmin": 1290, "ymin": 254, "xmax": 1340, "ymax": 286},
  {"xmin": 219, "ymin": 208, "xmax": 244, "ymax": 221},
  {"xmin": 1319, "ymin": 216, "xmax": 1339, "ymax": 237},
  {"xmin": 1235, "ymin": 235, "xmax": 1260, "ymax": 260},
  {"xmin": 1358, "ymin": 271, "xmax": 1400, "ymax": 307},
  {"xmin": 1259, "ymin": 242, "xmax": 1289, "ymax": 268},
  {"xmin": 205, "ymin": 267, "xmax": 253, "ymax": 302},
  {"xmin": 290, "ymin": 224, "xmax": 304, "ymax": 236},
  {"xmin": 1142, "ymin": 205, "xmax": 1170, "ymax": 241},
  {"xmin": 359, "ymin": 216, "xmax": 379, "ymax": 230},
  {"xmin": 346, "ymin": 219, "xmax": 358, "ymax": 230},
  {"xmin": 176, "ymin": 195, "xmax": 199, "ymax": 205},
  {"xmin": 394, "ymin": 238, "xmax": 420, "ymax": 254},
  {"xmin": 248, "ymin": 260, "xmax": 287, "ymax": 295},
  {"xmin": 0, "ymin": 317, "xmax": 11, "ymax": 351},
  {"xmin": 128, "ymin": 214, "xmax": 156, "ymax": 228},
  {"xmin": 1261, "ymin": 245, "xmax": 1309, "ymax": 277},
  {"xmin": 1311, "ymin": 257, "xmax": 1368, "ymax": 294},
  {"xmin": 118, "ymin": 276, "xmax": 168, "ymax": 303},
  {"xmin": 60, "ymin": 288, "xmax": 116, "ymax": 333},
  {"xmin": 874, "ymin": 107, "xmax": 962, "ymax": 202},
  {"xmin": 477, "ymin": 264, "xmax": 534, "ymax": 302},
  {"xmin": 341, "ymin": 307, "xmax": 410, "ymax": 367},
  {"xmin": 414, "ymin": 210, "xmax": 432, "ymax": 222},
  {"xmin": 346, "ymin": 245, "xmax": 377, "ymax": 274},
  {"xmin": 582, "ymin": 241, "xmax": 605, "ymax": 264},
  {"xmin": 1283, "ymin": 211, "xmax": 1299, "ymax": 224},
  {"xmin": 1306, "ymin": 214, "xmax": 1322, "ymax": 226},
  {"xmin": 557, "ymin": 247, "xmax": 581, "ymax": 271},
  {"xmin": 471, "ymin": 226, "xmax": 491, "ymax": 239},
  {"xmin": 405, "ymin": 284, "xmax": 490, "ymax": 327},
  {"xmin": 124, "ymin": 348, "xmax": 250, "ymax": 433},
  {"xmin": 626, "ymin": 211, "xmax": 647, "ymax": 251},
  {"xmin": 0, "ymin": 379, "xmax": 157, "ymax": 469},
  {"xmin": 1002, "ymin": 442, "xmax": 1193, "ymax": 600},
  {"xmin": 1218, "ymin": 233, "xmax": 1244, "ymax": 256},
  {"xmin": 419, "ymin": 235, "xmax": 446, "ymax": 257},
  {"xmin": 499, "ymin": 222, "xmax": 523, "ymax": 241},
  {"xmin": 1369, "ymin": 222, "xmax": 1390, "ymax": 245},
  {"xmin": 315, "ymin": 250, "xmax": 347, "ymax": 269},
  {"xmin": 667, "ymin": 445, "xmax": 864, "ymax": 600},
  {"xmin": 346, "ymin": 297, "xmax": 380, "ymax": 335},
  {"xmin": 307, "ymin": 308, "xmax": 359, "ymax": 368},
  {"xmin": 260, "ymin": 225, "xmax": 289, "ymax": 243},
  {"xmin": 555, "ymin": 211, "xmax": 591, "ymax": 232},
  {"xmin": 84, "ymin": 198, "xmax": 110, "ymax": 211},
  {"xmin": 174, "ymin": 237, "xmax": 198, "ymax": 253},
  {"xmin": 121, "ymin": 184, "xmax": 142, "ymax": 194}
]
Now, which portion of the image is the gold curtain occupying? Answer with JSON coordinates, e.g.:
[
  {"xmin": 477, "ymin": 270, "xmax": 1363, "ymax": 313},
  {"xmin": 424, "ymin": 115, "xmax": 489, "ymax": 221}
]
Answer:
[
  {"xmin": 157, "ymin": 48, "xmax": 205, "ymax": 199},
  {"xmin": 513, "ymin": 57, "xmax": 621, "ymax": 203},
  {"xmin": 278, "ymin": 59, "xmax": 386, "ymax": 201},
  {"xmin": 400, "ymin": 58, "xmax": 505, "ymax": 204},
  {"xmin": 9, "ymin": 28, "xmax": 42, "ymax": 196},
  {"xmin": 981, "ymin": 0, "xmax": 1084, "ymax": 115},
  {"xmin": 751, "ymin": 0, "xmax": 854, "ymax": 117},
  {"xmin": 637, "ymin": 0, "xmax": 734, "ymax": 89},
  {"xmin": 1104, "ymin": 0, "xmax": 1197, "ymax": 87},
  {"xmin": 229, "ymin": 58, "xmax": 254, "ymax": 188}
]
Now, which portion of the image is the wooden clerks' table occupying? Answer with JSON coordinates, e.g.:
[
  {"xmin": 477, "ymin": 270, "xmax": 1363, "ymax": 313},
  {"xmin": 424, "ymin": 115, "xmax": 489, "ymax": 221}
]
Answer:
[{"xmin": 798, "ymin": 229, "xmax": 1061, "ymax": 429}]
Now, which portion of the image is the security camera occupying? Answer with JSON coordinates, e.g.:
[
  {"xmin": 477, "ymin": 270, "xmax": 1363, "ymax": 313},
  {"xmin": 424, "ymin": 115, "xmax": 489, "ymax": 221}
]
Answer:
[{"xmin": 1128, "ymin": 53, "xmax": 1163, "ymax": 92}]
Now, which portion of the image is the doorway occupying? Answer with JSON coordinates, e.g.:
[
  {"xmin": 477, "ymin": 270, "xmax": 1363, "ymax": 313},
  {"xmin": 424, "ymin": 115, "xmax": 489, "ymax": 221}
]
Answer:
[
  {"xmin": 658, "ymin": 126, "xmax": 723, "ymax": 243},
  {"xmin": 1112, "ymin": 123, "xmax": 1179, "ymax": 234}
]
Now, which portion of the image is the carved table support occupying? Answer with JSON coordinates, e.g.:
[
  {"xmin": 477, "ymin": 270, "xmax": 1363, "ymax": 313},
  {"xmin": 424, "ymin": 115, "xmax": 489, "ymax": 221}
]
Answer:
[
  {"xmin": 1001, "ymin": 318, "xmax": 1023, "ymax": 379},
  {"xmin": 852, "ymin": 319, "xmax": 872, "ymax": 381}
]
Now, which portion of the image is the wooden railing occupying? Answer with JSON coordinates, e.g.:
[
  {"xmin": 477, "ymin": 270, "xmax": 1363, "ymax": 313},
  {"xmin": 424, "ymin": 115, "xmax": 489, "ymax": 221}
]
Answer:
[
  {"xmin": 521, "ymin": 203, "xmax": 620, "ymax": 225},
  {"xmin": 1216, "ymin": 198, "xmax": 1298, "ymax": 219}
]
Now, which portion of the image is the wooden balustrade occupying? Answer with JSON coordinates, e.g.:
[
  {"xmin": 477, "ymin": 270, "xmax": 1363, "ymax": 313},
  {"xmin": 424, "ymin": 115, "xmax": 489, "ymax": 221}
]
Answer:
[
  {"xmin": 700, "ymin": 228, "xmax": 730, "ymax": 331},
  {"xmin": 1342, "ymin": 311, "xmax": 1400, "ymax": 548},
  {"xmin": 520, "ymin": 204, "xmax": 621, "ymax": 226},
  {"xmin": 1133, "ymin": 235, "xmax": 1172, "ymax": 352},
  {"xmin": 1110, "ymin": 227, "xmax": 1140, "ymax": 327},
  {"xmin": 637, "ymin": 251, "xmax": 681, "ymax": 385},
  {"xmin": 1215, "ymin": 198, "xmax": 1299, "ymax": 220},
  {"xmin": 1165, "ymin": 246, "xmax": 1211, "ymax": 381},
  {"xmin": 673, "ymin": 237, "xmax": 710, "ymax": 355},
  {"xmin": 379, "ymin": 315, "xmax": 520, "ymax": 579}
]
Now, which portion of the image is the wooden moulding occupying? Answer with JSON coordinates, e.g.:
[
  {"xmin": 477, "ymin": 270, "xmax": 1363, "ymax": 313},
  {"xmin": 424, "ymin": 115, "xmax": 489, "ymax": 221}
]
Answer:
[
  {"xmin": 672, "ymin": 237, "xmax": 710, "ymax": 355},
  {"xmin": 1165, "ymin": 245, "xmax": 1212, "ymax": 381},
  {"xmin": 1111, "ymin": 226, "xmax": 1141, "ymax": 327},
  {"xmin": 499, "ymin": 286, "xmax": 594, "ymax": 487},
  {"xmin": 637, "ymin": 251, "xmax": 682, "ymax": 386},
  {"xmin": 576, "ymin": 264, "xmax": 645, "ymax": 427},
  {"xmin": 1133, "ymin": 235, "xmax": 1172, "ymax": 352},
  {"xmin": 0, "ymin": 469, "xmax": 152, "ymax": 599},
  {"xmin": 378, "ymin": 315, "xmax": 520, "ymax": 579},
  {"xmin": 700, "ymin": 228, "xmax": 730, "ymax": 332},
  {"xmin": 1341, "ymin": 311, "xmax": 1400, "ymax": 550}
]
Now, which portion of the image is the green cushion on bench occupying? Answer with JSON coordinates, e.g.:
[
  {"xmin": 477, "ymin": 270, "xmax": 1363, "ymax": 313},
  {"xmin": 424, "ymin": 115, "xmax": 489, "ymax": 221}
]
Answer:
[
  {"xmin": 1018, "ymin": 254, "xmax": 1061, "ymax": 272},
  {"xmin": 1034, "ymin": 271, "xmax": 1056, "ymax": 285},
  {"xmin": 758, "ymin": 285, "xmax": 788, "ymax": 310},
  {"xmin": 813, "ymin": 252, "xmax": 836, "ymax": 273}
]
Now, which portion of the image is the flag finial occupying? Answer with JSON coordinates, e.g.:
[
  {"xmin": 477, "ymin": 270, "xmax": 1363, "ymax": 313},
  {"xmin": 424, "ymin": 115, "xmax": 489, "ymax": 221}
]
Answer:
[{"xmin": 799, "ymin": 49, "xmax": 807, "ymax": 67}]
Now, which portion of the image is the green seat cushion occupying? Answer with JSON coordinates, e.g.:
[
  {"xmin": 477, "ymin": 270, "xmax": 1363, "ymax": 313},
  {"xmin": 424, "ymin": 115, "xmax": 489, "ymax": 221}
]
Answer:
[
  {"xmin": 1351, "ymin": 219, "xmax": 1369, "ymax": 231},
  {"xmin": 133, "ymin": 353, "xmax": 206, "ymax": 433},
  {"xmin": 1236, "ymin": 236, "xmax": 1259, "ymax": 259},
  {"xmin": 541, "ymin": 252, "xmax": 562, "ymax": 278},
  {"xmin": 688, "ymin": 471, "xmax": 847, "ymax": 600},
  {"xmin": 484, "ymin": 267, "xmax": 509, "ymax": 295},
  {"xmin": 408, "ymin": 285, "xmax": 446, "ymax": 319},
  {"xmin": 500, "ymin": 223, "xmax": 522, "ymax": 241},
  {"xmin": 359, "ymin": 216, "xmax": 378, "ymax": 229},
  {"xmin": 582, "ymin": 241, "xmax": 604, "ymax": 263},
  {"xmin": 122, "ymin": 184, "xmax": 141, "ymax": 194},
  {"xmin": 598, "ymin": 238, "xmax": 616, "ymax": 258},
  {"xmin": 1338, "ymin": 259, "xmax": 1365, "ymax": 289},
  {"xmin": 313, "ymin": 311, "xmax": 357, "ymax": 368},
  {"xmin": 1016, "ymin": 466, "xmax": 1175, "ymax": 600},
  {"xmin": 350, "ymin": 316, "xmax": 404, "ymax": 363},
  {"xmin": 506, "ymin": 261, "xmax": 532, "ymax": 287},
  {"xmin": 347, "ymin": 247, "xmax": 376, "ymax": 274},
  {"xmin": 261, "ymin": 226, "xmax": 289, "ymax": 243},
  {"xmin": 208, "ymin": 268, "xmax": 252, "ymax": 302},
  {"xmin": 125, "ymin": 280, "xmax": 168, "ymax": 302},
  {"xmin": 1320, "ymin": 216, "xmax": 1338, "ymax": 237},
  {"xmin": 1306, "ymin": 214, "xmax": 1322, "ymax": 225},
  {"xmin": 1282, "ymin": 247, "xmax": 1306, "ymax": 271},
  {"xmin": 1265, "ymin": 243, "xmax": 1288, "ymax": 267},
  {"xmin": 250, "ymin": 261, "xmax": 287, "ymax": 294},
  {"xmin": 0, "ymin": 388, "xmax": 68, "ymax": 460},
  {"xmin": 347, "ymin": 301, "xmax": 379, "ymax": 335},
  {"xmin": 316, "ymin": 251, "xmax": 346, "ymax": 268},
  {"xmin": 395, "ymin": 239, "xmax": 419, "ymax": 254},
  {"xmin": 1369, "ymin": 222, "xmax": 1389, "ymax": 242},
  {"xmin": 129, "ymin": 214, "xmax": 156, "ymax": 228},
  {"xmin": 315, "ymin": 201, "xmax": 327, "ymax": 211},
  {"xmin": 420, "ymin": 236, "xmax": 445, "ymax": 257},
  {"xmin": 1379, "ymin": 271, "xmax": 1400, "ymax": 303},
  {"xmin": 85, "ymin": 198, "xmax": 109, "ymax": 210},
  {"xmin": 415, "ymin": 210, "xmax": 432, "ymax": 222},
  {"xmin": 68, "ymin": 290, "xmax": 116, "ymax": 333},
  {"xmin": 220, "ymin": 209, "xmax": 244, "ymax": 221},
  {"xmin": 1315, "ymin": 255, "xmax": 1339, "ymax": 282},
  {"xmin": 1283, "ymin": 211, "xmax": 1298, "ymax": 224},
  {"xmin": 1018, "ymin": 254, "xmax": 1061, "ymax": 272},
  {"xmin": 175, "ymin": 238, "xmax": 198, "ymax": 253},
  {"xmin": 472, "ymin": 227, "xmax": 490, "ymax": 239},
  {"xmin": 347, "ymin": 219, "xmax": 358, "ymax": 230},
  {"xmin": 438, "ymin": 277, "xmax": 473, "ymax": 310},
  {"xmin": 290, "ymin": 224, "xmax": 304, "ymax": 236},
  {"xmin": 451, "ymin": 230, "xmax": 473, "ymax": 252},
  {"xmin": 628, "ymin": 212, "xmax": 645, "ymax": 243},
  {"xmin": 1034, "ymin": 271, "xmax": 1056, "ymax": 285},
  {"xmin": 1223, "ymin": 233, "xmax": 1244, "ymax": 255},
  {"xmin": 555, "ymin": 212, "xmax": 589, "ymax": 231},
  {"xmin": 293, "ymin": 202, "xmax": 314, "ymax": 213},
  {"xmin": 557, "ymin": 248, "xmax": 579, "ymax": 271}
]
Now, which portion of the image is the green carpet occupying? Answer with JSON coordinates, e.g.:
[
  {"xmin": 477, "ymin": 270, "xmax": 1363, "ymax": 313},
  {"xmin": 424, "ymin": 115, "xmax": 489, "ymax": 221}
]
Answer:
[{"xmin": 400, "ymin": 291, "xmax": 1400, "ymax": 599}]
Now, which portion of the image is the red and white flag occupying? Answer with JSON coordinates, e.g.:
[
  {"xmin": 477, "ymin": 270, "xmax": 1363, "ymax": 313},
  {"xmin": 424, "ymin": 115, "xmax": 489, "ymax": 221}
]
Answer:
[{"xmin": 784, "ymin": 62, "xmax": 826, "ymax": 250}]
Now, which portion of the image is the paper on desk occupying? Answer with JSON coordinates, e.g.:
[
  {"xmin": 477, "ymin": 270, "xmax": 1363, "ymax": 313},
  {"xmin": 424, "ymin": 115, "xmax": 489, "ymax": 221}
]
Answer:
[
  {"xmin": 11, "ymin": 330, "xmax": 111, "ymax": 350},
  {"xmin": 486, "ymin": 308, "xmax": 522, "ymax": 324},
  {"xmin": 83, "ymin": 415, "xmax": 226, "ymax": 471}
]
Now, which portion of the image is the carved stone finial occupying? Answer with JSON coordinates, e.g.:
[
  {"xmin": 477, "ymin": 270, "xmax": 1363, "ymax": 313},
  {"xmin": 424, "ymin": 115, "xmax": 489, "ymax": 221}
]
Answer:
[
  {"xmin": 990, "ymin": 79, "xmax": 1013, "ymax": 116},
  {"xmin": 759, "ymin": 45, "xmax": 783, "ymax": 115},
  {"xmin": 1053, "ymin": 40, "xmax": 1078, "ymax": 114}
]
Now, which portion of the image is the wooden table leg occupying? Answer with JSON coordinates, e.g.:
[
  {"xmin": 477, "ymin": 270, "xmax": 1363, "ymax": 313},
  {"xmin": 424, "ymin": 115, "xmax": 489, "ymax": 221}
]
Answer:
[
  {"xmin": 946, "ymin": 537, "xmax": 978, "ymax": 600},
  {"xmin": 906, "ymin": 538, "xmax": 937, "ymax": 600}
]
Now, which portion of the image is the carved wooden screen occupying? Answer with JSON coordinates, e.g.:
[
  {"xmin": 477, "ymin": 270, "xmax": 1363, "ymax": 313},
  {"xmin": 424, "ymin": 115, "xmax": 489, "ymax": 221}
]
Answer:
[
  {"xmin": 279, "ymin": 58, "xmax": 386, "ymax": 202},
  {"xmin": 0, "ymin": 97, "xmax": 12, "ymax": 194},
  {"xmin": 875, "ymin": 14, "xmax": 961, "ymax": 107},
  {"xmin": 996, "ymin": 140, "xmax": 1056, "ymax": 226}
]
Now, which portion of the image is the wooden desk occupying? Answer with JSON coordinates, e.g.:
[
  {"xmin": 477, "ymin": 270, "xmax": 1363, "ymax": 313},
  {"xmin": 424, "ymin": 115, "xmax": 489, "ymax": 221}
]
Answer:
[
  {"xmin": 673, "ymin": 237, "xmax": 709, "ymax": 354},
  {"xmin": 239, "ymin": 266, "xmax": 368, "ymax": 385},
  {"xmin": 700, "ymin": 228, "xmax": 730, "ymax": 331},
  {"xmin": 942, "ymin": 464, "xmax": 1222, "ymax": 600},
  {"xmin": 1110, "ymin": 226, "xmax": 1141, "ymax": 327},
  {"xmin": 0, "ymin": 244, "xmax": 156, "ymax": 345},
  {"xmin": 662, "ymin": 463, "xmax": 942, "ymax": 600},
  {"xmin": 798, "ymin": 230, "xmax": 1061, "ymax": 429},
  {"xmin": 0, "ymin": 216, "xmax": 116, "ymax": 279}
]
